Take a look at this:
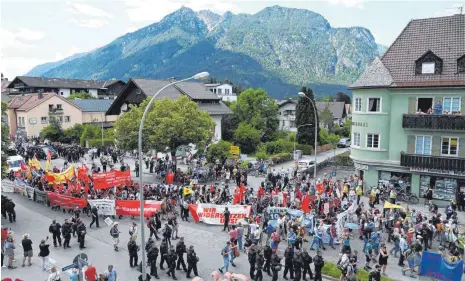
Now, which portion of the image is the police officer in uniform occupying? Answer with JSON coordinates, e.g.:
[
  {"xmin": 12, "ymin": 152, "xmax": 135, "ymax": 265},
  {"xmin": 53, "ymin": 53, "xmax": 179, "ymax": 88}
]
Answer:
[
  {"xmin": 301, "ymin": 248, "xmax": 313, "ymax": 281},
  {"xmin": 76, "ymin": 219, "xmax": 86, "ymax": 249},
  {"xmin": 148, "ymin": 241, "xmax": 160, "ymax": 279},
  {"xmin": 90, "ymin": 206, "xmax": 99, "ymax": 228},
  {"xmin": 62, "ymin": 219, "xmax": 72, "ymax": 248},
  {"xmin": 313, "ymin": 251, "xmax": 325, "ymax": 281},
  {"xmin": 283, "ymin": 243, "xmax": 294, "ymax": 280},
  {"xmin": 186, "ymin": 245, "xmax": 199, "ymax": 278},
  {"xmin": 175, "ymin": 237, "xmax": 187, "ymax": 271},
  {"xmin": 248, "ymin": 243, "xmax": 257, "ymax": 279},
  {"xmin": 264, "ymin": 244, "xmax": 272, "ymax": 276},
  {"xmin": 127, "ymin": 237, "xmax": 139, "ymax": 267},
  {"xmin": 271, "ymin": 252, "xmax": 282, "ymax": 281},
  {"xmin": 293, "ymin": 249, "xmax": 303, "ymax": 281},
  {"xmin": 159, "ymin": 239, "xmax": 169, "ymax": 270},
  {"xmin": 48, "ymin": 219, "xmax": 62, "ymax": 247},
  {"xmin": 166, "ymin": 245, "xmax": 178, "ymax": 280},
  {"xmin": 255, "ymin": 249, "xmax": 265, "ymax": 281}
]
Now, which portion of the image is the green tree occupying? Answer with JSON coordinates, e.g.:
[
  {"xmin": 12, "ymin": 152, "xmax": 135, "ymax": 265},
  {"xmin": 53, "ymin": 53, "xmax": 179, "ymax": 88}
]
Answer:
[
  {"xmin": 41, "ymin": 115, "xmax": 63, "ymax": 142},
  {"xmin": 68, "ymin": 92, "xmax": 95, "ymax": 99},
  {"xmin": 233, "ymin": 88, "xmax": 278, "ymax": 141},
  {"xmin": 1, "ymin": 102, "xmax": 11, "ymax": 178},
  {"xmin": 233, "ymin": 123, "xmax": 261, "ymax": 154},
  {"xmin": 336, "ymin": 92, "xmax": 351, "ymax": 104},
  {"xmin": 319, "ymin": 104, "xmax": 335, "ymax": 130},
  {"xmin": 114, "ymin": 95, "xmax": 215, "ymax": 155},
  {"xmin": 62, "ymin": 124, "xmax": 84, "ymax": 143},
  {"xmin": 206, "ymin": 140, "xmax": 233, "ymax": 163},
  {"xmin": 295, "ymin": 86, "xmax": 319, "ymax": 146}
]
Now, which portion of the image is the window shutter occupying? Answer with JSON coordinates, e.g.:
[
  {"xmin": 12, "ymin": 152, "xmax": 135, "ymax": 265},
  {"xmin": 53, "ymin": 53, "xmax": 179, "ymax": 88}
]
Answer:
[
  {"xmin": 431, "ymin": 136, "xmax": 441, "ymax": 156},
  {"xmin": 459, "ymin": 139, "xmax": 465, "ymax": 158},
  {"xmin": 407, "ymin": 135, "xmax": 415, "ymax": 154},
  {"xmin": 408, "ymin": 97, "xmax": 416, "ymax": 114}
]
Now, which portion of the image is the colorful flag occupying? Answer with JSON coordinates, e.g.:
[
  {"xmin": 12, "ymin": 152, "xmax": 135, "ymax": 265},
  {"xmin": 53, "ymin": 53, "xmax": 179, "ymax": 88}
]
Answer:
[
  {"xmin": 301, "ymin": 195, "xmax": 310, "ymax": 214},
  {"xmin": 45, "ymin": 150, "xmax": 52, "ymax": 172},
  {"xmin": 183, "ymin": 186, "xmax": 194, "ymax": 196},
  {"xmin": 257, "ymin": 186, "xmax": 265, "ymax": 197}
]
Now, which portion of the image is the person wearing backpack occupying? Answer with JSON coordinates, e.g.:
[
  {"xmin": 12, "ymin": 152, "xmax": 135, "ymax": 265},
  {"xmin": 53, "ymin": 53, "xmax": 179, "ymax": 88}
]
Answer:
[
  {"xmin": 159, "ymin": 239, "xmax": 169, "ymax": 270},
  {"xmin": 363, "ymin": 239, "xmax": 373, "ymax": 271},
  {"xmin": 271, "ymin": 252, "xmax": 282, "ymax": 281},
  {"xmin": 110, "ymin": 223, "xmax": 121, "ymax": 251},
  {"xmin": 368, "ymin": 265, "xmax": 381, "ymax": 281},
  {"xmin": 163, "ymin": 223, "xmax": 172, "ymax": 246}
]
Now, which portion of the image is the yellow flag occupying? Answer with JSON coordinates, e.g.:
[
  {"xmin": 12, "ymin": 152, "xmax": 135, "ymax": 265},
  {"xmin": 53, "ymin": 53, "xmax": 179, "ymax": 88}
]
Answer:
[
  {"xmin": 383, "ymin": 201, "xmax": 403, "ymax": 209},
  {"xmin": 45, "ymin": 159, "xmax": 51, "ymax": 172},
  {"xmin": 183, "ymin": 187, "xmax": 194, "ymax": 196},
  {"xmin": 28, "ymin": 158, "xmax": 41, "ymax": 169},
  {"xmin": 47, "ymin": 165, "xmax": 76, "ymax": 184}
]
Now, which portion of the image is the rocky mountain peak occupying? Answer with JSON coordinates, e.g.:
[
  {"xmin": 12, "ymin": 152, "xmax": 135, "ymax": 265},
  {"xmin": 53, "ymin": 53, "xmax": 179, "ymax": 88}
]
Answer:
[{"xmin": 196, "ymin": 10, "xmax": 222, "ymax": 31}]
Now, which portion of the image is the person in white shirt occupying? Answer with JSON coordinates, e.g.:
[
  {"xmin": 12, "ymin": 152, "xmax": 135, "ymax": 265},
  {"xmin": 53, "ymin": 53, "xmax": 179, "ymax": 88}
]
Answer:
[
  {"xmin": 47, "ymin": 266, "xmax": 61, "ymax": 281},
  {"xmin": 129, "ymin": 222, "xmax": 138, "ymax": 240}
]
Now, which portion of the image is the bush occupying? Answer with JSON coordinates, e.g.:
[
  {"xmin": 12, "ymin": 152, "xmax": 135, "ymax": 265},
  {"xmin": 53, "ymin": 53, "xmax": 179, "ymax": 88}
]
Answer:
[
  {"xmin": 296, "ymin": 144, "xmax": 313, "ymax": 155},
  {"xmin": 254, "ymin": 151, "xmax": 269, "ymax": 161},
  {"xmin": 322, "ymin": 261, "xmax": 396, "ymax": 281},
  {"xmin": 270, "ymin": 152, "xmax": 292, "ymax": 163},
  {"xmin": 264, "ymin": 139, "xmax": 313, "ymax": 155},
  {"xmin": 88, "ymin": 138, "xmax": 114, "ymax": 148},
  {"xmin": 336, "ymin": 152, "xmax": 354, "ymax": 166},
  {"xmin": 239, "ymin": 161, "xmax": 249, "ymax": 168},
  {"xmin": 234, "ymin": 123, "xmax": 261, "ymax": 154},
  {"xmin": 207, "ymin": 140, "xmax": 233, "ymax": 163}
]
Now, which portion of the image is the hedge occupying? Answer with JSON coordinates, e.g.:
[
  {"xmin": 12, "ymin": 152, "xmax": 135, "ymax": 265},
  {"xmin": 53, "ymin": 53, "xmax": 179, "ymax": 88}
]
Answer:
[
  {"xmin": 87, "ymin": 138, "xmax": 115, "ymax": 148},
  {"xmin": 265, "ymin": 139, "xmax": 313, "ymax": 155},
  {"xmin": 270, "ymin": 152, "xmax": 292, "ymax": 164},
  {"xmin": 335, "ymin": 152, "xmax": 354, "ymax": 166},
  {"xmin": 322, "ymin": 261, "xmax": 396, "ymax": 281}
]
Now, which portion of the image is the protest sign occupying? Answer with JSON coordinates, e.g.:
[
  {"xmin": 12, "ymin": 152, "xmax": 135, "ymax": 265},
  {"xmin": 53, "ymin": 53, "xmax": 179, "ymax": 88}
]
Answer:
[
  {"xmin": 267, "ymin": 207, "xmax": 287, "ymax": 227},
  {"xmin": 35, "ymin": 189, "xmax": 48, "ymax": 204},
  {"xmin": 92, "ymin": 170, "xmax": 130, "ymax": 189},
  {"xmin": 189, "ymin": 204, "xmax": 251, "ymax": 225},
  {"xmin": 88, "ymin": 199, "xmax": 116, "ymax": 216},
  {"xmin": 47, "ymin": 192, "xmax": 88, "ymax": 209},
  {"xmin": 420, "ymin": 251, "xmax": 463, "ymax": 281},
  {"xmin": 115, "ymin": 200, "xmax": 162, "ymax": 217}
]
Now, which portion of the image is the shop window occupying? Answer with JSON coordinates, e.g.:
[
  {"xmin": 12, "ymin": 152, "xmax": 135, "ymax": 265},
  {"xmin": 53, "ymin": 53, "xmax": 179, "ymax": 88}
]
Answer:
[
  {"xmin": 443, "ymin": 97, "xmax": 461, "ymax": 114},
  {"xmin": 420, "ymin": 175, "xmax": 458, "ymax": 201},
  {"xmin": 415, "ymin": 136, "xmax": 432, "ymax": 155},
  {"xmin": 367, "ymin": 98, "xmax": 381, "ymax": 112},
  {"xmin": 441, "ymin": 137, "xmax": 458, "ymax": 156},
  {"xmin": 366, "ymin": 134, "xmax": 379, "ymax": 148}
]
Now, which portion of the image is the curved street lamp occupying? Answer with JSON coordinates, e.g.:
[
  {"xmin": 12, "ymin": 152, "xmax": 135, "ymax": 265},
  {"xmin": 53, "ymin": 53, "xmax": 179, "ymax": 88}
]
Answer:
[
  {"xmin": 138, "ymin": 71, "xmax": 209, "ymax": 280},
  {"xmin": 298, "ymin": 92, "xmax": 318, "ymax": 180}
]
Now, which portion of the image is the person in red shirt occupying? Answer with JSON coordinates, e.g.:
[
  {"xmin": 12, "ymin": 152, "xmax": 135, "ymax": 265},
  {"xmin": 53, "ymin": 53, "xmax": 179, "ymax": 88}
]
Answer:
[
  {"xmin": 1, "ymin": 225, "xmax": 9, "ymax": 267},
  {"xmin": 84, "ymin": 263, "xmax": 98, "ymax": 281}
]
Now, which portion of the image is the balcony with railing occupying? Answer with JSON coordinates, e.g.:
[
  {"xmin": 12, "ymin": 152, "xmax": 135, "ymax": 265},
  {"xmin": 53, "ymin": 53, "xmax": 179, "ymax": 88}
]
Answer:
[
  {"xmin": 402, "ymin": 114, "xmax": 465, "ymax": 131},
  {"xmin": 400, "ymin": 152, "xmax": 465, "ymax": 174}
]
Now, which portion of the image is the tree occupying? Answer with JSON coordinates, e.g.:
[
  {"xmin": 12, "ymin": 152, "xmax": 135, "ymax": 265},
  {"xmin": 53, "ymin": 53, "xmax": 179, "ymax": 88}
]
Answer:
[
  {"xmin": 295, "ymin": 86, "xmax": 319, "ymax": 146},
  {"xmin": 68, "ymin": 92, "xmax": 95, "ymax": 99},
  {"xmin": 62, "ymin": 124, "xmax": 85, "ymax": 143},
  {"xmin": 1, "ymin": 102, "xmax": 11, "ymax": 178},
  {"xmin": 113, "ymin": 95, "xmax": 215, "ymax": 155},
  {"xmin": 233, "ymin": 123, "xmax": 261, "ymax": 154},
  {"xmin": 233, "ymin": 88, "xmax": 279, "ymax": 141},
  {"xmin": 319, "ymin": 104, "xmax": 334, "ymax": 130},
  {"xmin": 221, "ymin": 113, "xmax": 240, "ymax": 142},
  {"xmin": 206, "ymin": 140, "xmax": 233, "ymax": 163},
  {"xmin": 336, "ymin": 92, "xmax": 351, "ymax": 104},
  {"xmin": 41, "ymin": 115, "xmax": 63, "ymax": 142}
]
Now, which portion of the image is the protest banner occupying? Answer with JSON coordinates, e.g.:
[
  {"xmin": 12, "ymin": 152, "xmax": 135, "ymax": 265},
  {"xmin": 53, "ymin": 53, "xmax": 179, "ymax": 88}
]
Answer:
[
  {"xmin": 25, "ymin": 186, "xmax": 34, "ymax": 200},
  {"xmin": 13, "ymin": 179, "xmax": 26, "ymax": 195},
  {"xmin": 35, "ymin": 189, "xmax": 48, "ymax": 204},
  {"xmin": 92, "ymin": 170, "xmax": 131, "ymax": 189},
  {"xmin": 267, "ymin": 207, "xmax": 287, "ymax": 227},
  {"xmin": 88, "ymin": 199, "xmax": 116, "ymax": 216},
  {"xmin": 2, "ymin": 183, "xmax": 14, "ymax": 193},
  {"xmin": 420, "ymin": 251, "xmax": 463, "ymax": 281},
  {"xmin": 189, "ymin": 204, "xmax": 251, "ymax": 225},
  {"xmin": 45, "ymin": 165, "xmax": 75, "ymax": 184},
  {"xmin": 47, "ymin": 192, "xmax": 88, "ymax": 209},
  {"xmin": 115, "ymin": 200, "xmax": 162, "ymax": 217}
]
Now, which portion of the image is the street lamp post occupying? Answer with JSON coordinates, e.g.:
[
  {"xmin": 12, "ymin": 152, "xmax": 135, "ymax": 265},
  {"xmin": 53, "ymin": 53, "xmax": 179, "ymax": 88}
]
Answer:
[
  {"xmin": 293, "ymin": 123, "xmax": 313, "ymax": 160},
  {"xmin": 298, "ymin": 92, "xmax": 318, "ymax": 180},
  {"xmin": 137, "ymin": 71, "xmax": 209, "ymax": 280}
]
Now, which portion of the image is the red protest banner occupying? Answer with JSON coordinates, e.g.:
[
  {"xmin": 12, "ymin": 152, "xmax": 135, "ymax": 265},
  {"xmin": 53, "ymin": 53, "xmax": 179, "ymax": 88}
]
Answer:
[
  {"xmin": 115, "ymin": 200, "xmax": 162, "ymax": 217},
  {"xmin": 47, "ymin": 192, "xmax": 88, "ymax": 209},
  {"xmin": 92, "ymin": 170, "xmax": 131, "ymax": 189}
]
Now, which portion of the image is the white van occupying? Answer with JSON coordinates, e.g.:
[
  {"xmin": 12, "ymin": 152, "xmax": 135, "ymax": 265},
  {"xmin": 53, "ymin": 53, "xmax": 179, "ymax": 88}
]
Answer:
[{"xmin": 7, "ymin": 155, "xmax": 24, "ymax": 173}]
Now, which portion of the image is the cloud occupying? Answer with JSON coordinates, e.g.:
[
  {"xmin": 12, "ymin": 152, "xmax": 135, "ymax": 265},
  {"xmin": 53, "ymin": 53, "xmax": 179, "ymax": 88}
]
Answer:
[
  {"xmin": 55, "ymin": 46, "xmax": 80, "ymax": 61},
  {"xmin": 125, "ymin": 26, "xmax": 138, "ymax": 33},
  {"xmin": 0, "ymin": 55, "xmax": 47, "ymax": 78},
  {"xmin": 16, "ymin": 28, "xmax": 45, "ymax": 41},
  {"xmin": 327, "ymin": 0, "xmax": 365, "ymax": 8},
  {"xmin": 433, "ymin": 4, "xmax": 463, "ymax": 17},
  {"xmin": 67, "ymin": 2, "xmax": 113, "ymax": 18},
  {"xmin": 70, "ymin": 18, "xmax": 109, "ymax": 28},
  {"xmin": 0, "ymin": 28, "xmax": 40, "ymax": 49},
  {"xmin": 124, "ymin": 0, "xmax": 241, "ymax": 22}
]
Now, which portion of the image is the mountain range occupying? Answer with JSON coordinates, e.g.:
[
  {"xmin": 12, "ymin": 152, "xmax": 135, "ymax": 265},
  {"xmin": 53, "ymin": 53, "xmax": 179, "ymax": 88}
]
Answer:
[{"xmin": 27, "ymin": 6, "xmax": 386, "ymax": 98}]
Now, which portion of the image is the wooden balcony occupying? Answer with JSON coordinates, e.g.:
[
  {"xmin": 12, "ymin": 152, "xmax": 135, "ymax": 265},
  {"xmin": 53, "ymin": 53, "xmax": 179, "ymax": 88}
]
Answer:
[
  {"xmin": 400, "ymin": 152, "xmax": 465, "ymax": 174},
  {"xmin": 402, "ymin": 114, "xmax": 465, "ymax": 131}
]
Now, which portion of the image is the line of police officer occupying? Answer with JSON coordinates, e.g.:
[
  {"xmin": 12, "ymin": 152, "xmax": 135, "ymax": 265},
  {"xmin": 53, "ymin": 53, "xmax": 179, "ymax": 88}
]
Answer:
[{"xmin": 247, "ymin": 243, "xmax": 325, "ymax": 281}]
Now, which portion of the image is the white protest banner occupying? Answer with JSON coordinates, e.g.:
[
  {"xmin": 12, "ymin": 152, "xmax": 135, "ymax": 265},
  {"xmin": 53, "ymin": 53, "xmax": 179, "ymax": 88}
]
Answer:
[
  {"xmin": 88, "ymin": 199, "xmax": 116, "ymax": 216},
  {"xmin": 2, "ymin": 184, "xmax": 14, "ymax": 193},
  {"xmin": 13, "ymin": 179, "xmax": 26, "ymax": 195},
  {"xmin": 189, "ymin": 204, "xmax": 251, "ymax": 225}
]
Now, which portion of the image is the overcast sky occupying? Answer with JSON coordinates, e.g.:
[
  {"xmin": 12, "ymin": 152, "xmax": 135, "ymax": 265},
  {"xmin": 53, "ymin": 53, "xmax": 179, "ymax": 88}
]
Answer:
[{"xmin": 1, "ymin": 0, "xmax": 463, "ymax": 79}]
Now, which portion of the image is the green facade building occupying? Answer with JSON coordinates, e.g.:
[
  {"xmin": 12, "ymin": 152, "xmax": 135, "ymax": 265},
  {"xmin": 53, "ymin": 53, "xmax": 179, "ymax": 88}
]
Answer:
[{"xmin": 349, "ymin": 14, "xmax": 465, "ymax": 204}]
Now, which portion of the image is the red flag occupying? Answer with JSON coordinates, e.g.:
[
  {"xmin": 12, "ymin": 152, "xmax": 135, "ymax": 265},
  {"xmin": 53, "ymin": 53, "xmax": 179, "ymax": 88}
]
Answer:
[
  {"xmin": 316, "ymin": 183, "xmax": 325, "ymax": 194},
  {"xmin": 84, "ymin": 181, "xmax": 89, "ymax": 194},
  {"xmin": 239, "ymin": 184, "xmax": 246, "ymax": 202},
  {"xmin": 302, "ymin": 195, "xmax": 310, "ymax": 213},
  {"xmin": 295, "ymin": 187, "xmax": 303, "ymax": 199},
  {"xmin": 233, "ymin": 187, "xmax": 241, "ymax": 205},
  {"xmin": 59, "ymin": 183, "xmax": 64, "ymax": 193},
  {"xmin": 20, "ymin": 161, "xmax": 28, "ymax": 171},
  {"xmin": 81, "ymin": 164, "xmax": 89, "ymax": 173}
]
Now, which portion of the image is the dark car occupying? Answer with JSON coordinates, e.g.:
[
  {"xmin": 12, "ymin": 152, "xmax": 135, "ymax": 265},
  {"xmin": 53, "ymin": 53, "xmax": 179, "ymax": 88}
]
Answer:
[{"xmin": 337, "ymin": 138, "xmax": 351, "ymax": 148}]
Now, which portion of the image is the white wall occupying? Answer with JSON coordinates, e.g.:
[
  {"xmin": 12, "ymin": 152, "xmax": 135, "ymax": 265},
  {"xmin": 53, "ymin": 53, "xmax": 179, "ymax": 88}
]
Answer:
[
  {"xmin": 222, "ymin": 96, "xmax": 237, "ymax": 102},
  {"xmin": 217, "ymin": 84, "xmax": 233, "ymax": 95},
  {"xmin": 212, "ymin": 115, "xmax": 222, "ymax": 141},
  {"xmin": 89, "ymin": 89, "xmax": 98, "ymax": 98},
  {"xmin": 277, "ymin": 102, "xmax": 297, "ymax": 132},
  {"xmin": 58, "ymin": 88, "xmax": 70, "ymax": 98}
]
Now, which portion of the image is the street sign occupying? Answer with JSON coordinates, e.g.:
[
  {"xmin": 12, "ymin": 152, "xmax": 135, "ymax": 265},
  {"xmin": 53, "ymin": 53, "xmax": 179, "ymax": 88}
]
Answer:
[
  {"xmin": 62, "ymin": 263, "xmax": 77, "ymax": 272},
  {"xmin": 230, "ymin": 146, "xmax": 240, "ymax": 155},
  {"xmin": 73, "ymin": 253, "xmax": 88, "ymax": 264},
  {"xmin": 78, "ymin": 258, "xmax": 88, "ymax": 266}
]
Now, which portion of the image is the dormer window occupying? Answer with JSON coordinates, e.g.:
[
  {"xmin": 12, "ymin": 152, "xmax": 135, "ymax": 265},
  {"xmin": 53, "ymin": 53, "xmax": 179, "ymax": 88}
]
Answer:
[
  {"xmin": 421, "ymin": 62, "xmax": 435, "ymax": 74},
  {"xmin": 415, "ymin": 50, "xmax": 442, "ymax": 75},
  {"xmin": 458, "ymin": 54, "xmax": 465, "ymax": 73}
]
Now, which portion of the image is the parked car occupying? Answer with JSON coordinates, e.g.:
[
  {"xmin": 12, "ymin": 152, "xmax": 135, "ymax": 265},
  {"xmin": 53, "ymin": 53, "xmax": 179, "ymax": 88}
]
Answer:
[{"xmin": 337, "ymin": 138, "xmax": 351, "ymax": 148}]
